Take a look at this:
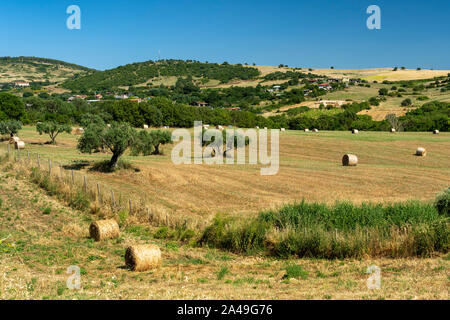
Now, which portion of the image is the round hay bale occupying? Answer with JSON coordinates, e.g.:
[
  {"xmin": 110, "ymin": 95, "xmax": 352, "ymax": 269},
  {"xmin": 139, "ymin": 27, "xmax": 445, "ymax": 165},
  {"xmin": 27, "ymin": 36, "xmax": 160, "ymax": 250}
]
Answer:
[
  {"xmin": 74, "ymin": 128, "xmax": 84, "ymax": 135},
  {"xmin": 342, "ymin": 154, "xmax": 358, "ymax": 166},
  {"xmin": 125, "ymin": 245, "xmax": 161, "ymax": 271},
  {"xmin": 89, "ymin": 219, "xmax": 120, "ymax": 241},
  {"xmin": 9, "ymin": 136, "xmax": 20, "ymax": 144},
  {"xmin": 433, "ymin": 130, "xmax": 439, "ymax": 134},
  {"xmin": 304, "ymin": 129, "xmax": 309, "ymax": 132},
  {"xmin": 280, "ymin": 128, "xmax": 286, "ymax": 132},
  {"xmin": 390, "ymin": 128, "xmax": 396, "ymax": 133},
  {"xmin": 14, "ymin": 141, "xmax": 25, "ymax": 150},
  {"xmin": 143, "ymin": 124, "xmax": 149, "ymax": 129},
  {"xmin": 352, "ymin": 129, "xmax": 359, "ymax": 134},
  {"xmin": 416, "ymin": 147, "xmax": 427, "ymax": 157},
  {"xmin": 313, "ymin": 128, "xmax": 319, "ymax": 133}
]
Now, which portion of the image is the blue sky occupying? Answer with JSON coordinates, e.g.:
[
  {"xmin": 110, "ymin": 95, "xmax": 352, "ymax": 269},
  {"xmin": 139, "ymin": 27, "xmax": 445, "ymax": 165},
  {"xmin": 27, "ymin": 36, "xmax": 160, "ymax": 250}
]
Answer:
[{"xmin": 1, "ymin": 0, "xmax": 449, "ymax": 70}]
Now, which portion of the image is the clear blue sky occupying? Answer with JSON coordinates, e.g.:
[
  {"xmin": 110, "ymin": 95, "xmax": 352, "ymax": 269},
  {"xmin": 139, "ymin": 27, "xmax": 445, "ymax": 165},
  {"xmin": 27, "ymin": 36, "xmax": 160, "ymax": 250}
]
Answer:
[{"xmin": 1, "ymin": 0, "xmax": 449, "ymax": 70}]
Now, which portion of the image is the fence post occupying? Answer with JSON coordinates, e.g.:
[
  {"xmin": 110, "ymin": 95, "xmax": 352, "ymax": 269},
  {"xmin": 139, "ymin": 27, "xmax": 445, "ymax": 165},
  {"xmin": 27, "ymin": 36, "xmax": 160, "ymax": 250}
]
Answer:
[
  {"xmin": 83, "ymin": 176, "xmax": 87, "ymax": 193},
  {"xmin": 37, "ymin": 154, "xmax": 40, "ymax": 168},
  {"xmin": 71, "ymin": 170, "xmax": 75, "ymax": 184},
  {"xmin": 97, "ymin": 184, "xmax": 101, "ymax": 204},
  {"xmin": 111, "ymin": 190, "xmax": 115, "ymax": 208},
  {"xmin": 166, "ymin": 214, "xmax": 169, "ymax": 227},
  {"xmin": 27, "ymin": 151, "xmax": 30, "ymax": 163},
  {"xmin": 129, "ymin": 199, "xmax": 132, "ymax": 213},
  {"xmin": 48, "ymin": 159, "xmax": 52, "ymax": 175}
]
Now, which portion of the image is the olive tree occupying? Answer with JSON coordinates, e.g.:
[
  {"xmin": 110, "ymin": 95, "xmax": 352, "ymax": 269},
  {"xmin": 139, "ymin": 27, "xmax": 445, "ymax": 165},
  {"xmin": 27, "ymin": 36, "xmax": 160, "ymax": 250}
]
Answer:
[
  {"xmin": 36, "ymin": 121, "xmax": 71, "ymax": 144},
  {"xmin": 0, "ymin": 120, "xmax": 22, "ymax": 137},
  {"xmin": 78, "ymin": 122, "xmax": 136, "ymax": 171}
]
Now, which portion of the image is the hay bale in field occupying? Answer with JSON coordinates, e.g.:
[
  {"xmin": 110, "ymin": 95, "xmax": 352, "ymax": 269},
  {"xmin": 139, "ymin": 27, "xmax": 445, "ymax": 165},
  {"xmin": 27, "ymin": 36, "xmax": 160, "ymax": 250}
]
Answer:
[
  {"xmin": 9, "ymin": 136, "xmax": 20, "ymax": 144},
  {"xmin": 14, "ymin": 141, "xmax": 25, "ymax": 150},
  {"xmin": 304, "ymin": 129, "xmax": 309, "ymax": 132},
  {"xmin": 342, "ymin": 154, "xmax": 358, "ymax": 166},
  {"xmin": 125, "ymin": 244, "xmax": 161, "ymax": 271},
  {"xmin": 256, "ymin": 126, "xmax": 259, "ymax": 129},
  {"xmin": 280, "ymin": 128, "xmax": 286, "ymax": 132},
  {"xmin": 216, "ymin": 125, "xmax": 224, "ymax": 130},
  {"xmin": 313, "ymin": 128, "xmax": 319, "ymax": 132},
  {"xmin": 352, "ymin": 129, "xmax": 359, "ymax": 134},
  {"xmin": 416, "ymin": 147, "xmax": 427, "ymax": 157},
  {"xmin": 107, "ymin": 124, "xmax": 111, "ymax": 128},
  {"xmin": 89, "ymin": 219, "xmax": 120, "ymax": 241},
  {"xmin": 433, "ymin": 130, "xmax": 439, "ymax": 134},
  {"xmin": 143, "ymin": 124, "xmax": 149, "ymax": 129},
  {"xmin": 74, "ymin": 128, "xmax": 84, "ymax": 135},
  {"xmin": 390, "ymin": 128, "xmax": 396, "ymax": 133}
]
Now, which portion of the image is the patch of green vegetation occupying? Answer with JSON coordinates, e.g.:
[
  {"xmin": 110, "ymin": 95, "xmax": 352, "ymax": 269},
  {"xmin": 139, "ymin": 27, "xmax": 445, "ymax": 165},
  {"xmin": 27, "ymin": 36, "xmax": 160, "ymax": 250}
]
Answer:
[
  {"xmin": 217, "ymin": 266, "xmax": 230, "ymax": 280},
  {"xmin": 283, "ymin": 264, "xmax": 309, "ymax": 280},
  {"xmin": 199, "ymin": 197, "xmax": 450, "ymax": 259}
]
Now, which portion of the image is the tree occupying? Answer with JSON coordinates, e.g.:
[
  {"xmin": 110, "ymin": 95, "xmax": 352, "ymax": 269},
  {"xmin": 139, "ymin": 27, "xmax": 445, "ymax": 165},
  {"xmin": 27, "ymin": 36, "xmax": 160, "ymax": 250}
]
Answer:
[
  {"xmin": 149, "ymin": 130, "xmax": 172, "ymax": 155},
  {"xmin": 0, "ymin": 120, "xmax": 22, "ymax": 137},
  {"xmin": 385, "ymin": 114, "xmax": 403, "ymax": 131},
  {"xmin": 401, "ymin": 98, "xmax": 412, "ymax": 107},
  {"xmin": 78, "ymin": 122, "xmax": 136, "ymax": 171},
  {"xmin": 0, "ymin": 92, "xmax": 26, "ymax": 121},
  {"xmin": 36, "ymin": 121, "xmax": 72, "ymax": 144},
  {"xmin": 378, "ymin": 88, "xmax": 388, "ymax": 96}
]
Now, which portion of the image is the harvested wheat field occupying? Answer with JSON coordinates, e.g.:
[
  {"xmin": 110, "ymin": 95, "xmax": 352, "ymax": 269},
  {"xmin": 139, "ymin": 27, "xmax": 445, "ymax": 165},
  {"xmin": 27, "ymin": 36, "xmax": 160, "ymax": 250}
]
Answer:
[
  {"xmin": 0, "ymin": 170, "xmax": 448, "ymax": 300},
  {"xmin": 8, "ymin": 127, "xmax": 450, "ymax": 223}
]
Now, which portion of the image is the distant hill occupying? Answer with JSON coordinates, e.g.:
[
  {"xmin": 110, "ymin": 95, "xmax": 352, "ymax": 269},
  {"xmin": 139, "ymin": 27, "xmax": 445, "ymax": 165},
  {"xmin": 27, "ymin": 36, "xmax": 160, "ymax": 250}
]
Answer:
[
  {"xmin": 61, "ymin": 59, "xmax": 261, "ymax": 92},
  {"xmin": 0, "ymin": 56, "xmax": 96, "ymax": 85}
]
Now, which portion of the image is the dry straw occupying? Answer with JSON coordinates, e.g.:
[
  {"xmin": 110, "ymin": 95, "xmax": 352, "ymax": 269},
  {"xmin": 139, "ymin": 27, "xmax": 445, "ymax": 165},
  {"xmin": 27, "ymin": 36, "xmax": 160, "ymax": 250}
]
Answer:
[
  {"xmin": 416, "ymin": 147, "xmax": 427, "ymax": 157},
  {"xmin": 9, "ymin": 136, "xmax": 20, "ymax": 144},
  {"xmin": 125, "ymin": 244, "xmax": 162, "ymax": 271},
  {"xmin": 342, "ymin": 154, "xmax": 358, "ymax": 166},
  {"xmin": 14, "ymin": 141, "xmax": 25, "ymax": 150},
  {"xmin": 89, "ymin": 219, "xmax": 120, "ymax": 241}
]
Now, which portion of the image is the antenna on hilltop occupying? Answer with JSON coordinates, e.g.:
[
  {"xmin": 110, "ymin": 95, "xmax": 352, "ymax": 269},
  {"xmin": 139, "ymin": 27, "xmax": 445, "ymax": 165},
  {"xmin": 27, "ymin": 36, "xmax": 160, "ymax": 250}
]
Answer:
[{"xmin": 158, "ymin": 49, "xmax": 161, "ymax": 61}]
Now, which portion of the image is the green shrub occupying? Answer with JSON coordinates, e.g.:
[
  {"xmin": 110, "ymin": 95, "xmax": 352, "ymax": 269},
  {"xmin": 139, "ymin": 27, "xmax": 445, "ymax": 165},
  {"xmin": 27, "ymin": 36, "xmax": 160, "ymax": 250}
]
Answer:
[
  {"xmin": 283, "ymin": 264, "xmax": 309, "ymax": 280},
  {"xmin": 435, "ymin": 187, "xmax": 450, "ymax": 216},
  {"xmin": 199, "ymin": 200, "xmax": 449, "ymax": 259}
]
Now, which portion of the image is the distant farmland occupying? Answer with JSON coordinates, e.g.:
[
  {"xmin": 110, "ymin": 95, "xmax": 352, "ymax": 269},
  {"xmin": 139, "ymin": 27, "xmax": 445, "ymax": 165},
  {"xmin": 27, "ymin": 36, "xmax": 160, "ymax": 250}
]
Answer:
[{"xmin": 8, "ymin": 127, "xmax": 450, "ymax": 223}]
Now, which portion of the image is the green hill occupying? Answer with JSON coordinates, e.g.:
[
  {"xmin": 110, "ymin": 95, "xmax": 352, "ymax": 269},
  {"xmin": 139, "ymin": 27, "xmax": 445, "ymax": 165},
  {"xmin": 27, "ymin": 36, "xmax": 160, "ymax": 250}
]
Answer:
[
  {"xmin": 0, "ymin": 56, "xmax": 95, "ymax": 85},
  {"xmin": 62, "ymin": 59, "xmax": 261, "ymax": 92}
]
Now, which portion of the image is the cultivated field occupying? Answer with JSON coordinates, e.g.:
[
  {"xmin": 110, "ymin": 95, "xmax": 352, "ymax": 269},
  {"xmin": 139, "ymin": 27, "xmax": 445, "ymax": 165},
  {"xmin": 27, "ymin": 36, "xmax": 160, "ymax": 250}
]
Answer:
[
  {"xmin": 0, "ymin": 165, "xmax": 448, "ymax": 300},
  {"xmin": 5, "ymin": 127, "xmax": 450, "ymax": 224}
]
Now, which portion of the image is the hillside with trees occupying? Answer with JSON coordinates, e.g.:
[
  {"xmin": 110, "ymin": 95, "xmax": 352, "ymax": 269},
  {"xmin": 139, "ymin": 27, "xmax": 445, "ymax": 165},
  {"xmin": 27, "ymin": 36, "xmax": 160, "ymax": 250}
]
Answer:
[
  {"xmin": 0, "ymin": 56, "xmax": 95, "ymax": 88},
  {"xmin": 62, "ymin": 60, "xmax": 261, "ymax": 92}
]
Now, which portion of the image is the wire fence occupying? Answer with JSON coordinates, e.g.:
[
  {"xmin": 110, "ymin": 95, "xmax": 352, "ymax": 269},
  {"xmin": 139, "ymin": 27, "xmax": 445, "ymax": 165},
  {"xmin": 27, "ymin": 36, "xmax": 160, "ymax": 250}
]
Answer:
[{"xmin": 0, "ymin": 142, "xmax": 200, "ymax": 230}]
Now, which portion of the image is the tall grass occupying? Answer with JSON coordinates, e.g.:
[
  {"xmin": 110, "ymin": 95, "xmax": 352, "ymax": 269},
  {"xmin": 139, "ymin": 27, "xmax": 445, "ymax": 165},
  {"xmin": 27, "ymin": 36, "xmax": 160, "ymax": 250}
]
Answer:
[{"xmin": 199, "ymin": 200, "xmax": 449, "ymax": 259}]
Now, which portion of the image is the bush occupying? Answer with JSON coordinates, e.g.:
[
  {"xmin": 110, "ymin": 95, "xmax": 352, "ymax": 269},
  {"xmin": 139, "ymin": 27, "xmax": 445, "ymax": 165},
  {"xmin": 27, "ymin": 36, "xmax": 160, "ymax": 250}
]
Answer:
[
  {"xmin": 199, "ymin": 200, "xmax": 449, "ymax": 259},
  {"xmin": 401, "ymin": 98, "xmax": 412, "ymax": 106},
  {"xmin": 435, "ymin": 187, "xmax": 450, "ymax": 216}
]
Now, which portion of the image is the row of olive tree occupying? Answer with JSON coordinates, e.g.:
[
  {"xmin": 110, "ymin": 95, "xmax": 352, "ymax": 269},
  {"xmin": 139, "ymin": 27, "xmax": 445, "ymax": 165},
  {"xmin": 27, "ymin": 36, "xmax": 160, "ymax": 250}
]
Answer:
[{"xmin": 77, "ymin": 115, "xmax": 171, "ymax": 170}]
